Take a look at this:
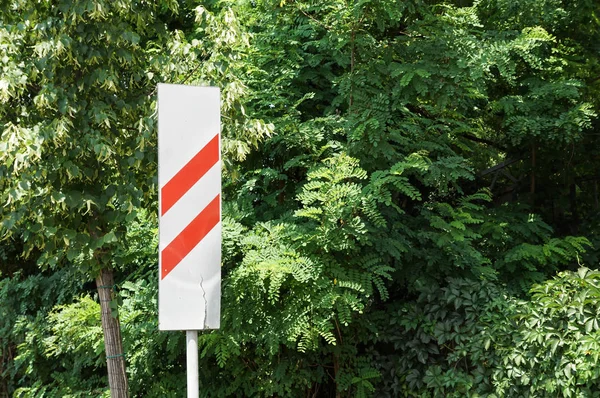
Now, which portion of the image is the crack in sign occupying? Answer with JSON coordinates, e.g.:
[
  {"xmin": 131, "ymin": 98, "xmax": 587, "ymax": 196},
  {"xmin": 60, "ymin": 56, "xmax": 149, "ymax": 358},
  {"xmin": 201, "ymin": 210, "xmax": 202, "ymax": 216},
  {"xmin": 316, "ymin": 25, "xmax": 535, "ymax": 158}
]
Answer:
[{"xmin": 199, "ymin": 275, "xmax": 208, "ymax": 329}]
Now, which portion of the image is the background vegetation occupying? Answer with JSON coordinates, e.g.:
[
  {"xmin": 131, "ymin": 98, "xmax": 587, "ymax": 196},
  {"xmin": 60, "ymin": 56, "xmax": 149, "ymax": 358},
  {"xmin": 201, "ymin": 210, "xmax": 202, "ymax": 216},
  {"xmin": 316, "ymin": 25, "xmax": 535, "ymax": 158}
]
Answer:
[{"xmin": 1, "ymin": 0, "xmax": 600, "ymax": 396}]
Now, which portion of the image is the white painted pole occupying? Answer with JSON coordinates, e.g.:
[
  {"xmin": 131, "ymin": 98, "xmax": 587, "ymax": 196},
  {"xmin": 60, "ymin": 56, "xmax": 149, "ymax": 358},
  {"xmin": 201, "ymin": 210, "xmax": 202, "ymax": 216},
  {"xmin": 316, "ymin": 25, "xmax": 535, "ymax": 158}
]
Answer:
[{"xmin": 186, "ymin": 330, "xmax": 199, "ymax": 398}]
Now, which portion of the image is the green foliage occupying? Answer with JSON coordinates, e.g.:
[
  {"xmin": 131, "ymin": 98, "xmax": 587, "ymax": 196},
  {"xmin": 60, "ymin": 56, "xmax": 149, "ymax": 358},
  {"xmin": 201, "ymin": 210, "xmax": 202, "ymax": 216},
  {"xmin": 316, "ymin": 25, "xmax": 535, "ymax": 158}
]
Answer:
[
  {"xmin": 2, "ymin": 0, "xmax": 599, "ymax": 396},
  {"xmin": 0, "ymin": 0, "xmax": 271, "ymax": 271},
  {"xmin": 14, "ymin": 296, "xmax": 107, "ymax": 398},
  {"xmin": 44, "ymin": 296, "xmax": 103, "ymax": 364},
  {"xmin": 0, "ymin": 268, "xmax": 97, "ymax": 397},
  {"xmin": 6, "ymin": 268, "xmax": 186, "ymax": 397},
  {"xmin": 369, "ymin": 268, "xmax": 600, "ymax": 397},
  {"xmin": 367, "ymin": 277, "xmax": 511, "ymax": 397},
  {"xmin": 493, "ymin": 267, "xmax": 600, "ymax": 397}
]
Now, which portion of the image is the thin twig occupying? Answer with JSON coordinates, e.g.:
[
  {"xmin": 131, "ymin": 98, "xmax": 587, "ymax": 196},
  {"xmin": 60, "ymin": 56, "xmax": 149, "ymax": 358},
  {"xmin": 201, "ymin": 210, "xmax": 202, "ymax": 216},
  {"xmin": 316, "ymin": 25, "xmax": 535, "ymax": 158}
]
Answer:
[
  {"xmin": 179, "ymin": 62, "xmax": 203, "ymax": 85},
  {"xmin": 399, "ymin": 30, "xmax": 428, "ymax": 39},
  {"xmin": 293, "ymin": 3, "xmax": 332, "ymax": 30},
  {"xmin": 462, "ymin": 133, "xmax": 506, "ymax": 151}
]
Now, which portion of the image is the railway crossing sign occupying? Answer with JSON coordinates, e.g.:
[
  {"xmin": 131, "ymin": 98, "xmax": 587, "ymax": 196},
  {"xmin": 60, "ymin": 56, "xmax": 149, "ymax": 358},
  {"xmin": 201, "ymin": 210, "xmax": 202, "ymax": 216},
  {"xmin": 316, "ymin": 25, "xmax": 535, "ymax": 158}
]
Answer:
[{"xmin": 157, "ymin": 84, "xmax": 221, "ymax": 331}]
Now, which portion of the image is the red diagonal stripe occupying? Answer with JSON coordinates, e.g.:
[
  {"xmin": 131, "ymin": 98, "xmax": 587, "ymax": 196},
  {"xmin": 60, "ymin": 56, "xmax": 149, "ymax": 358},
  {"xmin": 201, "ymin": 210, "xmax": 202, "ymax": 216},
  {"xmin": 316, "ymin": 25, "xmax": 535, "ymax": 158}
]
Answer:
[
  {"xmin": 161, "ymin": 134, "xmax": 219, "ymax": 216},
  {"xmin": 161, "ymin": 194, "xmax": 220, "ymax": 279}
]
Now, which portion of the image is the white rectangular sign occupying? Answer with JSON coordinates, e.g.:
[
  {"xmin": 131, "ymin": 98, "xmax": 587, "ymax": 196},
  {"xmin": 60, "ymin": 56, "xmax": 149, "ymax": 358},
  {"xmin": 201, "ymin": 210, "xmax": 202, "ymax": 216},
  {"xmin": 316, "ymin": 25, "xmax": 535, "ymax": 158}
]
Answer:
[{"xmin": 158, "ymin": 84, "xmax": 221, "ymax": 331}]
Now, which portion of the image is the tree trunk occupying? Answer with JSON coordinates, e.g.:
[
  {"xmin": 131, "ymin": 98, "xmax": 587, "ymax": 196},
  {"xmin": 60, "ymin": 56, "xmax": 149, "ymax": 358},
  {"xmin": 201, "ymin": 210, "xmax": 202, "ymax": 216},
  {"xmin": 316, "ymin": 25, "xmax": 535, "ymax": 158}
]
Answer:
[{"xmin": 96, "ymin": 268, "xmax": 129, "ymax": 398}]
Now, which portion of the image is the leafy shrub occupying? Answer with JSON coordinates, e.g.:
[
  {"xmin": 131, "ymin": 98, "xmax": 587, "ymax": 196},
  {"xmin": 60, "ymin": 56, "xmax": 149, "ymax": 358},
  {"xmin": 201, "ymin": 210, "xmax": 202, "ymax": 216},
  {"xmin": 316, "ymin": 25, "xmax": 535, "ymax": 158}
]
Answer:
[
  {"xmin": 493, "ymin": 267, "xmax": 600, "ymax": 397},
  {"xmin": 368, "ymin": 267, "xmax": 600, "ymax": 397}
]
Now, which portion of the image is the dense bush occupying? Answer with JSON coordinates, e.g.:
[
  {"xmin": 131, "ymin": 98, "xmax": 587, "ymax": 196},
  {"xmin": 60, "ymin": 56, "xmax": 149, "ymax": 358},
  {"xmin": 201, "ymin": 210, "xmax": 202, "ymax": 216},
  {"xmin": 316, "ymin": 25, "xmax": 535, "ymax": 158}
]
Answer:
[{"xmin": 369, "ymin": 268, "xmax": 600, "ymax": 397}]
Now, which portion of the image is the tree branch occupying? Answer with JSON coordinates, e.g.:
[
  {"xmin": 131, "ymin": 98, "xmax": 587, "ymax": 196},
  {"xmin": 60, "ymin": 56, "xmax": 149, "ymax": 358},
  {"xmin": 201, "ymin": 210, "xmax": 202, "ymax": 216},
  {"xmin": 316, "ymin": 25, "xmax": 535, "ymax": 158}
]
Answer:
[{"xmin": 461, "ymin": 133, "xmax": 506, "ymax": 151}]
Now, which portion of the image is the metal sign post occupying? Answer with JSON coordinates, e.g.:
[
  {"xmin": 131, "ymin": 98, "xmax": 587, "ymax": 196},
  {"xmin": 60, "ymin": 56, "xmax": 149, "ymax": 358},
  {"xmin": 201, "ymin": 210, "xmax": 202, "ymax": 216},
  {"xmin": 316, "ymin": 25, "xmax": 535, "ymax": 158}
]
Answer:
[
  {"xmin": 157, "ymin": 84, "xmax": 221, "ymax": 397},
  {"xmin": 187, "ymin": 331, "xmax": 199, "ymax": 398}
]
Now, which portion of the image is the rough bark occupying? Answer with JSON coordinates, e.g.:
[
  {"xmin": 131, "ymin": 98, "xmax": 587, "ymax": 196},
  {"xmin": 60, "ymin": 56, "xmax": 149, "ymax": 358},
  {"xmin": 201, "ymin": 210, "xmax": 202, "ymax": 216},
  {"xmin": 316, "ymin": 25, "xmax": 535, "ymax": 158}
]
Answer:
[{"xmin": 96, "ymin": 268, "xmax": 129, "ymax": 398}]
